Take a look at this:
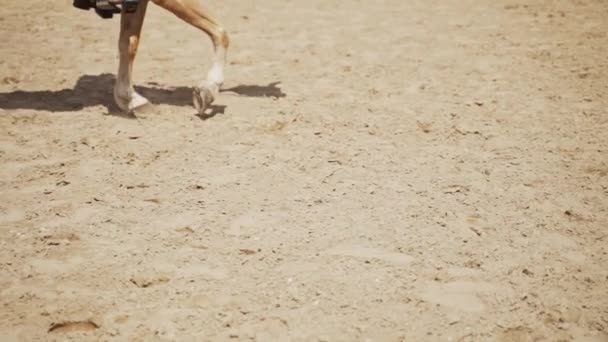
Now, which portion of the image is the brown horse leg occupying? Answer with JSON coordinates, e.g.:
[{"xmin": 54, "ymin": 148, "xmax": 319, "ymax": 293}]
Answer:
[
  {"xmin": 151, "ymin": 0, "xmax": 229, "ymax": 114},
  {"xmin": 114, "ymin": 0, "xmax": 150, "ymax": 112}
]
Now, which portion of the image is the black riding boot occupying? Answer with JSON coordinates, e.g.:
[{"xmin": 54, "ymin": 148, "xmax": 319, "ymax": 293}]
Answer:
[{"xmin": 73, "ymin": 0, "xmax": 93, "ymax": 10}]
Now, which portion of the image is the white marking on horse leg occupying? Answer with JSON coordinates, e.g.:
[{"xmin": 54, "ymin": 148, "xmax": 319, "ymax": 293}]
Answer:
[
  {"xmin": 201, "ymin": 45, "xmax": 226, "ymax": 94},
  {"xmin": 195, "ymin": 36, "xmax": 227, "ymax": 114},
  {"xmin": 114, "ymin": 1, "xmax": 150, "ymax": 112}
]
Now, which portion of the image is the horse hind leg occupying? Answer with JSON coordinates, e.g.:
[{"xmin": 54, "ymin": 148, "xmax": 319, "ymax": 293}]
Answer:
[
  {"xmin": 151, "ymin": 0, "xmax": 229, "ymax": 114},
  {"xmin": 114, "ymin": 0, "xmax": 150, "ymax": 112}
]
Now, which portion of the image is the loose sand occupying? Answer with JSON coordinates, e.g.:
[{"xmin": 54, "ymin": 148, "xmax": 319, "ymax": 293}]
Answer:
[{"xmin": 1, "ymin": 0, "xmax": 607, "ymax": 340}]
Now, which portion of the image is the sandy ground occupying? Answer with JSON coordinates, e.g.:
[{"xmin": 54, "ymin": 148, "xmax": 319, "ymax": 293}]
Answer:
[{"xmin": 1, "ymin": 0, "xmax": 607, "ymax": 341}]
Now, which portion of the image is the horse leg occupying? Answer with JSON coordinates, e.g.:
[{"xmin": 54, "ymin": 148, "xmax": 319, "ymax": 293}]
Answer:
[
  {"xmin": 114, "ymin": 0, "xmax": 150, "ymax": 112},
  {"xmin": 151, "ymin": 0, "xmax": 229, "ymax": 114}
]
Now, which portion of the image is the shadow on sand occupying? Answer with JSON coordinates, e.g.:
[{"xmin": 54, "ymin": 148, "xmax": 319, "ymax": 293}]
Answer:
[{"xmin": 0, "ymin": 73, "xmax": 286, "ymax": 118}]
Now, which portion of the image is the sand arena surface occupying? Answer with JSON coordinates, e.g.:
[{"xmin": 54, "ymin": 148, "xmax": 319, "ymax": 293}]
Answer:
[{"xmin": 0, "ymin": 0, "xmax": 607, "ymax": 341}]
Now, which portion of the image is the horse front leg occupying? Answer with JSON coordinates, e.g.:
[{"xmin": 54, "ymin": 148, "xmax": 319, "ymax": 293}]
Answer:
[
  {"xmin": 114, "ymin": 0, "xmax": 150, "ymax": 112},
  {"xmin": 151, "ymin": 0, "xmax": 229, "ymax": 114}
]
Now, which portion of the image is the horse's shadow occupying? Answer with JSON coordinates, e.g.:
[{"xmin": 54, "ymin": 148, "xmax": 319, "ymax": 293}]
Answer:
[{"xmin": 0, "ymin": 73, "xmax": 286, "ymax": 118}]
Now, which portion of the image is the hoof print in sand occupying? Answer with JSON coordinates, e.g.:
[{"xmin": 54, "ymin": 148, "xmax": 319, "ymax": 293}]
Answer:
[
  {"xmin": 42, "ymin": 232, "xmax": 80, "ymax": 246},
  {"xmin": 130, "ymin": 275, "xmax": 170, "ymax": 288},
  {"xmin": 48, "ymin": 320, "xmax": 99, "ymax": 334},
  {"xmin": 327, "ymin": 245, "xmax": 415, "ymax": 265}
]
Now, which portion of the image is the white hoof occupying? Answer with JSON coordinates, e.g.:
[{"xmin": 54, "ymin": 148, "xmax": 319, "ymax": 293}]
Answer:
[
  {"xmin": 114, "ymin": 88, "xmax": 150, "ymax": 112},
  {"xmin": 193, "ymin": 86, "xmax": 215, "ymax": 115}
]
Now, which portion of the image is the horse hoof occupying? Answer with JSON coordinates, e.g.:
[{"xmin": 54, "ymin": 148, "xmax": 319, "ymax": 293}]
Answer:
[
  {"xmin": 114, "ymin": 88, "xmax": 149, "ymax": 112},
  {"xmin": 193, "ymin": 86, "xmax": 215, "ymax": 115},
  {"xmin": 128, "ymin": 91, "xmax": 150, "ymax": 110}
]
